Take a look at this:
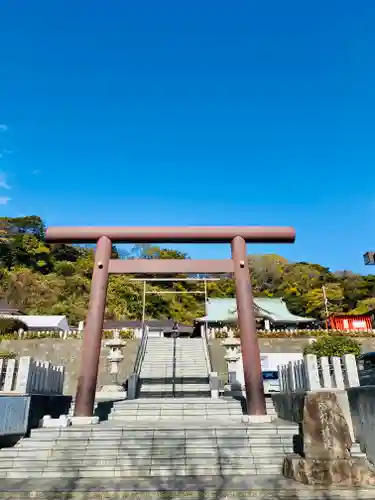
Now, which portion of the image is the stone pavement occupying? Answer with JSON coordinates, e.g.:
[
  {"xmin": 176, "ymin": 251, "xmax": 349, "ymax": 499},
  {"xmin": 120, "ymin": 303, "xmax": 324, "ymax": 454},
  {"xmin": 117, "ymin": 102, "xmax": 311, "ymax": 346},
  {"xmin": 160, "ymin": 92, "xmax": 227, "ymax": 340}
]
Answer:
[{"xmin": 0, "ymin": 475, "xmax": 375, "ymax": 499}]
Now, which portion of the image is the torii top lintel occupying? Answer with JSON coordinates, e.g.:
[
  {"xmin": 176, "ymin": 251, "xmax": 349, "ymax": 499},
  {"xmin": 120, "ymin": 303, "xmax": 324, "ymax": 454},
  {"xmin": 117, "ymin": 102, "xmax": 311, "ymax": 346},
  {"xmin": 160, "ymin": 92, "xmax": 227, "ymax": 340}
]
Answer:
[{"xmin": 45, "ymin": 226, "xmax": 296, "ymax": 244}]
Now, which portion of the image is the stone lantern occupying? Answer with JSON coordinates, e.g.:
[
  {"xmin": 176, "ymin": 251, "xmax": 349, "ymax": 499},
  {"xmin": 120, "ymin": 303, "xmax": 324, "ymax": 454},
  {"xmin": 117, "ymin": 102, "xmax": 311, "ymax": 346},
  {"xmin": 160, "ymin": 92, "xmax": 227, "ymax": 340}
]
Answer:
[
  {"xmin": 101, "ymin": 330, "xmax": 127, "ymax": 393},
  {"xmin": 221, "ymin": 328, "xmax": 241, "ymax": 387}
]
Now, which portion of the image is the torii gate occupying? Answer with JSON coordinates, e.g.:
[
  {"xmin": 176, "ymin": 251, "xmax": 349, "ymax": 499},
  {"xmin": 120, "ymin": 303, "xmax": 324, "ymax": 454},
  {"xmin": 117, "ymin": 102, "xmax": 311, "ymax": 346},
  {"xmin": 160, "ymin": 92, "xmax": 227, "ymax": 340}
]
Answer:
[{"xmin": 45, "ymin": 225, "xmax": 295, "ymax": 418}]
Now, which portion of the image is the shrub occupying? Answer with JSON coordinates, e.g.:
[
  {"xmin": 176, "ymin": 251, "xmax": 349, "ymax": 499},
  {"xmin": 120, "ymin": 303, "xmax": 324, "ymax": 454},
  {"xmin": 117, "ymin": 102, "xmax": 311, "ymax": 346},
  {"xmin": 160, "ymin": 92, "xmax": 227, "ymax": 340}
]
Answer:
[
  {"xmin": 214, "ymin": 331, "xmax": 228, "ymax": 339},
  {"xmin": 0, "ymin": 317, "xmax": 28, "ymax": 336},
  {"xmin": 119, "ymin": 329, "xmax": 135, "ymax": 340},
  {"xmin": 103, "ymin": 329, "xmax": 134, "ymax": 340},
  {"xmin": 303, "ymin": 335, "xmax": 361, "ymax": 358}
]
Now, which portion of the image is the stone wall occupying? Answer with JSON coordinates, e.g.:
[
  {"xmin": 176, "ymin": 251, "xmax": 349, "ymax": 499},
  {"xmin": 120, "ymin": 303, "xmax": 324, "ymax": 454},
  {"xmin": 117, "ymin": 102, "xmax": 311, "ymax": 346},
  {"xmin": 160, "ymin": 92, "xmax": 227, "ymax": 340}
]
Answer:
[
  {"xmin": 0, "ymin": 339, "xmax": 140, "ymax": 395},
  {"xmin": 208, "ymin": 337, "xmax": 375, "ymax": 384}
]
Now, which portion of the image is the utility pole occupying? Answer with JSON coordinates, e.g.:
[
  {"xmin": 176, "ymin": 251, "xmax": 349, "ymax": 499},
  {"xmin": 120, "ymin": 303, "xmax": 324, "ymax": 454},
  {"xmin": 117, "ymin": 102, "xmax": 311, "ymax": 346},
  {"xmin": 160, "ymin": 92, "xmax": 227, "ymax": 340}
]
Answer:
[
  {"xmin": 141, "ymin": 280, "xmax": 146, "ymax": 327},
  {"xmin": 204, "ymin": 279, "xmax": 208, "ymax": 337},
  {"xmin": 322, "ymin": 285, "xmax": 329, "ymax": 331}
]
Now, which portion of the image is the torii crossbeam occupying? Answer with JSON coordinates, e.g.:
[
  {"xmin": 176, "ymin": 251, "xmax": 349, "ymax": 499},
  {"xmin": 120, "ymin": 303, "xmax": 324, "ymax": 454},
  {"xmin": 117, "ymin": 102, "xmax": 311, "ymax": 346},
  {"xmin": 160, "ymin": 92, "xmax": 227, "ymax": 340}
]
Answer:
[{"xmin": 45, "ymin": 225, "xmax": 296, "ymax": 418}]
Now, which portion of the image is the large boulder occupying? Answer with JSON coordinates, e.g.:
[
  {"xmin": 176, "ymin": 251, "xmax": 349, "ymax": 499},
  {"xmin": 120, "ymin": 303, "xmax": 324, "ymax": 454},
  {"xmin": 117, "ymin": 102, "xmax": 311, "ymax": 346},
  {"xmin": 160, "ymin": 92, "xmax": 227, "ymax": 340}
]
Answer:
[{"xmin": 283, "ymin": 391, "xmax": 375, "ymax": 486}]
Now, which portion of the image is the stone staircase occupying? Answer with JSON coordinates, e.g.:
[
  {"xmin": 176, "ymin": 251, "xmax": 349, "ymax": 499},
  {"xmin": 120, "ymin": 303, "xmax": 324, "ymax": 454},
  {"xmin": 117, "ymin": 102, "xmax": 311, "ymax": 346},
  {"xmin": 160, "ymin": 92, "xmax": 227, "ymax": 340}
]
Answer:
[
  {"xmin": 0, "ymin": 336, "xmax": 293, "ymax": 480},
  {"xmin": 108, "ymin": 396, "xmax": 276, "ymax": 421},
  {"xmin": 138, "ymin": 337, "xmax": 211, "ymax": 397},
  {"xmin": 0, "ymin": 420, "xmax": 298, "ymax": 479}
]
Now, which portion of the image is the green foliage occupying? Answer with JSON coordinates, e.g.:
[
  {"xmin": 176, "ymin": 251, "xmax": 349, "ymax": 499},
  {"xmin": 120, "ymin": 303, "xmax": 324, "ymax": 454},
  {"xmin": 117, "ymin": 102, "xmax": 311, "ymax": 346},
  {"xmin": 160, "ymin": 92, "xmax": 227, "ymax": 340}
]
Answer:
[
  {"xmin": 0, "ymin": 317, "xmax": 28, "ymax": 335},
  {"xmin": 214, "ymin": 329, "xmax": 375, "ymax": 339},
  {"xmin": 1, "ymin": 216, "xmax": 375, "ymax": 326},
  {"xmin": 0, "ymin": 351, "xmax": 17, "ymax": 359},
  {"xmin": 303, "ymin": 335, "xmax": 361, "ymax": 357},
  {"xmin": 103, "ymin": 329, "xmax": 134, "ymax": 340}
]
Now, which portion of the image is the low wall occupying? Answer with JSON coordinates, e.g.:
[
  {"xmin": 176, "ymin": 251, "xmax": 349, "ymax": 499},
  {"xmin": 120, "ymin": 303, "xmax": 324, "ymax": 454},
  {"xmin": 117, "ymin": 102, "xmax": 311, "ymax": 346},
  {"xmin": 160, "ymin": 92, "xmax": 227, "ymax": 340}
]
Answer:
[
  {"xmin": 0, "ymin": 394, "xmax": 72, "ymax": 447},
  {"xmin": 347, "ymin": 386, "xmax": 375, "ymax": 464},
  {"xmin": 0, "ymin": 339, "xmax": 140, "ymax": 395}
]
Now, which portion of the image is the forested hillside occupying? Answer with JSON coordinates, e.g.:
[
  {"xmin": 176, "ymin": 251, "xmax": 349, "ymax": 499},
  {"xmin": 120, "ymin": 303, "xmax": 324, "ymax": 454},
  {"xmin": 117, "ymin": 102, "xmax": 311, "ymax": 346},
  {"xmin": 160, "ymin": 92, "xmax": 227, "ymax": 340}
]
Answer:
[{"xmin": 1, "ymin": 216, "xmax": 375, "ymax": 326}]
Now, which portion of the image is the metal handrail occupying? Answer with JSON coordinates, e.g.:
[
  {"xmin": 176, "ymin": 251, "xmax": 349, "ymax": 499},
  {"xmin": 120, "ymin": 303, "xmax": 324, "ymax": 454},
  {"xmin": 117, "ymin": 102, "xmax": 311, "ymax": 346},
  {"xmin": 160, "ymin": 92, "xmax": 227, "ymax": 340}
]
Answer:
[
  {"xmin": 201, "ymin": 325, "xmax": 213, "ymax": 374},
  {"xmin": 133, "ymin": 325, "xmax": 148, "ymax": 375}
]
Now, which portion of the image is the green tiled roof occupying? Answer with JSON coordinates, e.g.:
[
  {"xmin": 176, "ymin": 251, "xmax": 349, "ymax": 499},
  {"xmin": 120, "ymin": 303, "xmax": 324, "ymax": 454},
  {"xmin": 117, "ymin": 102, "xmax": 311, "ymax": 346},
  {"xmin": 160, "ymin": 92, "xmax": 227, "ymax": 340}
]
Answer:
[{"xmin": 197, "ymin": 297, "xmax": 315, "ymax": 324}]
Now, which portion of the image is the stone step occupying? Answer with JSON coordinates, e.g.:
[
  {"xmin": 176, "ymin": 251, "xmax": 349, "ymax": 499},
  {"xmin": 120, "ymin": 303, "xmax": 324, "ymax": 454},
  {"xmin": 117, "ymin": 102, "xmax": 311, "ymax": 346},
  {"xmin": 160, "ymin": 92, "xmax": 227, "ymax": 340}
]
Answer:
[
  {"xmin": 108, "ymin": 410, "xmax": 244, "ymax": 416},
  {"xmin": 111, "ymin": 402, "xmax": 271, "ymax": 409},
  {"xmin": 9, "ymin": 444, "xmax": 295, "ymax": 457},
  {"xmin": 139, "ymin": 383, "xmax": 210, "ymax": 388},
  {"xmin": 18, "ymin": 441, "xmax": 294, "ymax": 451},
  {"xmin": 17, "ymin": 442, "xmax": 294, "ymax": 453},
  {"xmin": 0, "ymin": 454, "xmax": 287, "ymax": 468},
  {"xmin": 1, "ymin": 464, "xmax": 283, "ymax": 479},
  {"xmin": 6, "ymin": 449, "xmax": 294, "ymax": 463},
  {"xmin": 137, "ymin": 391, "xmax": 212, "ymax": 398},
  {"xmin": 28, "ymin": 426, "xmax": 292, "ymax": 437},
  {"xmin": 7, "ymin": 431, "xmax": 294, "ymax": 443},
  {"xmin": 112, "ymin": 398, "xmax": 250, "ymax": 405},
  {"xmin": 110, "ymin": 409, "xmax": 247, "ymax": 414},
  {"xmin": 28, "ymin": 424, "xmax": 295, "ymax": 434},
  {"xmin": 2, "ymin": 445, "xmax": 290, "ymax": 457},
  {"xmin": 32, "ymin": 429, "xmax": 293, "ymax": 438}
]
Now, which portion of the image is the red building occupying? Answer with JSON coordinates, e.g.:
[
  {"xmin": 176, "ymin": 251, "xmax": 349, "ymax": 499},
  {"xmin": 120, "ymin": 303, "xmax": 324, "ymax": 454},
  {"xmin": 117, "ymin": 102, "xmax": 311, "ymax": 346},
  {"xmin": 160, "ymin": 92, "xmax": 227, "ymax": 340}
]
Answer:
[{"xmin": 329, "ymin": 313, "xmax": 373, "ymax": 332}]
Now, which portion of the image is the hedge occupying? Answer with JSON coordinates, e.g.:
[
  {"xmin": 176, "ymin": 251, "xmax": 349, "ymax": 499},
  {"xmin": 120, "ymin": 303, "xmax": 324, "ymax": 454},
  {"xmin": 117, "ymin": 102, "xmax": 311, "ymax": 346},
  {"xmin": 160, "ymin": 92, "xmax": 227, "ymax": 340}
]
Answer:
[
  {"xmin": 0, "ymin": 351, "xmax": 17, "ymax": 359},
  {"xmin": 213, "ymin": 329, "xmax": 375, "ymax": 339},
  {"xmin": 0, "ymin": 329, "xmax": 135, "ymax": 341}
]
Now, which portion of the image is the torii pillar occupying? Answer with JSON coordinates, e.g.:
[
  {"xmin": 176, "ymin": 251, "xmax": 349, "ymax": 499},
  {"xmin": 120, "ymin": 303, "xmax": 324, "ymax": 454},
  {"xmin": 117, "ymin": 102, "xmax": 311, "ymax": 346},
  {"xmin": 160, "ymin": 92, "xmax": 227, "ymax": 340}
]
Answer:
[{"xmin": 45, "ymin": 225, "xmax": 296, "ymax": 417}]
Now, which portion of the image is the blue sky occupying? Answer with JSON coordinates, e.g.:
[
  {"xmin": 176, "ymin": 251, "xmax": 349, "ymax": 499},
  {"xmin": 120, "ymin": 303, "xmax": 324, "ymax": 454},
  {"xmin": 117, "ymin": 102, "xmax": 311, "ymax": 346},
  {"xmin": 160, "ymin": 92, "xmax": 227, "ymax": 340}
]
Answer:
[{"xmin": 1, "ymin": 0, "xmax": 374, "ymax": 273}]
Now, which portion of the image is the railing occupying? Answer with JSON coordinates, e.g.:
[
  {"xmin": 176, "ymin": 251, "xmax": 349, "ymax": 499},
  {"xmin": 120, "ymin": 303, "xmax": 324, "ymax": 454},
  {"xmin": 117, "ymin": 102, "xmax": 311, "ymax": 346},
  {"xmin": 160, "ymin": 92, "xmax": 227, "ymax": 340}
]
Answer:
[
  {"xmin": 133, "ymin": 324, "xmax": 149, "ymax": 376},
  {"xmin": 201, "ymin": 326, "xmax": 220, "ymax": 398},
  {"xmin": 0, "ymin": 356, "xmax": 65, "ymax": 394},
  {"xmin": 278, "ymin": 353, "xmax": 360, "ymax": 392},
  {"xmin": 127, "ymin": 325, "xmax": 149, "ymax": 399},
  {"xmin": 201, "ymin": 325, "xmax": 213, "ymax": 373}
]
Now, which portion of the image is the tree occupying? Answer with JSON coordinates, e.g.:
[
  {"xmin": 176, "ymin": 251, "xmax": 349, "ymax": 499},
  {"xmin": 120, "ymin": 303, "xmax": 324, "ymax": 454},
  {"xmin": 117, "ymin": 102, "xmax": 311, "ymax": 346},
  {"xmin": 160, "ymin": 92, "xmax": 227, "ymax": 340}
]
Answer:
[
  {"xmin": 248, "ymin": 254, "xmax": 287, "ymax": 294},
  {"xmin": 351, "ymin": 298, "xmax": 375, "ymax": 315},
  {"xmin": 335, "ymin": 271, "xmax": 371, "ymax": 311},
  {"xmin": 304, "ymin": 284, "xmax": 345, "ymax": 319}
]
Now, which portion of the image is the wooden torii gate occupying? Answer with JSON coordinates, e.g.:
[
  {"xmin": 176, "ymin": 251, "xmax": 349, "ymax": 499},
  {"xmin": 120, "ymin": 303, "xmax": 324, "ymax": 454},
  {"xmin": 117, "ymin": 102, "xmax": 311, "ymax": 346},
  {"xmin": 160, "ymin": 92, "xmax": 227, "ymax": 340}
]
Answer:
[{"xmin": 45, "ymin": 225, "xmax": 296, "ymax": 418}]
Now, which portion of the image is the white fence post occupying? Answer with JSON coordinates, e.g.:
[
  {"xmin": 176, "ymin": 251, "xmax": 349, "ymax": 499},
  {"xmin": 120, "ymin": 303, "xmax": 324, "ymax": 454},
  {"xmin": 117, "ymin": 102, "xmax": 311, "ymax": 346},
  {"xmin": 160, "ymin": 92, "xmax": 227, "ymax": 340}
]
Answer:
[
  {"xmin": 342, "ymin": 354, "xmax": 360, "ymax": 388},
  {"xmin": 293, "ymin": 359, "xmax": 305, "ymax": 390},
  {"xmin": 43, "ymin": 361, "xmax": 50, "ymax": 393},
  {"xmin": 0, "ymin": 359, "xmax": 3, "ymax": 389},
  {"xmin": 277, "ymin": 365, "xmax": 285, "ymax": 391},
  {"xmin": 320, "ymin": 356, "xmax": 332, "ymax": 388},
  {"xmin": 331, "ymin": 356, "xmax": 345, "ymax": 389},
  {"xmin": 58, "ymin": 366, "xmax": 65, "ymax": 394},
  {"xmin": 3, "ymin": 359, "xmax": 16, "ymax": 392},
  {"xmin": 303, "ymin": 354, "xmax": 321, "ymax": 390},
  {"xmin": 14, "ymin": 356, "xmax": 33, "ymax": 393},
  {"xmin": 2, "ymin": 356, "xmax": 65, "ymax": 395},
  {"xmin": 278, "ymin": 353, "xmax": 360, "ymax": 393},
  {"xmin": 287, "ymin": 361, "xmax": 296, "ymax": 391}
]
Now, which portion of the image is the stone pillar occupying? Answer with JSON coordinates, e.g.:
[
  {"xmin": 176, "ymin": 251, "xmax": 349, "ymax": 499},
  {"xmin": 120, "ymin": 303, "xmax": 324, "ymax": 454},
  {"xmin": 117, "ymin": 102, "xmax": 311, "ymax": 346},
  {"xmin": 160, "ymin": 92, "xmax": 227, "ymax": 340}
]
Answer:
[
  {"xmin": 74, "ymin": 236, "xmax": 112, "ymax": 417},
  {"xmin": 231, "ymin": 236, "xmax": 266, "ymax": 415}
]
